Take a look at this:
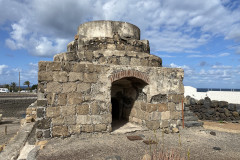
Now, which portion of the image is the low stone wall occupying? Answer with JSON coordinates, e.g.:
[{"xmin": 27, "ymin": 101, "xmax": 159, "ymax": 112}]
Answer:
[
  {"xmin": 0, "ymin": 98, "xmax": 37, "ymax": 117},
  {"xmin": 185, "ymin": 96, "xmax": 240, "ymax": 121}
]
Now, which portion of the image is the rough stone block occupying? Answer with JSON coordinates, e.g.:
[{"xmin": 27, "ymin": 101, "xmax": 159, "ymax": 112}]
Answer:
[
  {"xmin": 52, "ymin": 126, "xmax": 69, "ymax": 137},
  {"xmin": 160, "ymin": 120, "xmax": 169, "ymax": 128},
  {"xmin": 76, "ymin": 115, "xmax": 91, "ymax": 124},
  {"xmin": 146, "ymin": 120, "xmax": 160, "ymax": 130},
  {"xmin": 158, "ymin": 103, "xmax": 168, "ymax": 112},
  {"xmin": 161, "ymin": 111, "xmax": 170, "ymax": 120},
  {"xmin": 46, "ymin": 107, "xmax": 60, "ymax": 118},
  {"xmin": 130, "ymin": 58, "xmax": 141, "ymax": 66},
  {"xmin": 53, "ymin": 72, "xmax": 68, "ymax": 82},
  {"xmin": 47, "ymin": 93, "xmax": 56, "ymax": 106},
  {"xmin": 149, "ymin": 112, "xmax": 161, "ymax": 121},
  {"xmin": 170, "ymin": 111, "xmax": 181, "ymax": 120},
  {"xmin": 37, "ymin": 107, "xmax": 45, "ymax": 118},
  {"xmin": 64, "ymin": 52, "xmax": 78, "ymax": 61},
  {"xmin": 90, "ymin": 102, "xmax": 100, "ymax": 115},
  {"xmin": 62, "ymin": 83, "xmax": 77, "ymax": 93},
  {"xmin": 47, "ymin": 62, "xmax": 61, "ymax": 71},
  {"xmin": 72, "ymin": 63, "xmax": 85, "ymax": 72},
  {"xmin": 61, "ymin": 105, "xmax": 76, "ymax": 116},
  {"xmin": 81, "ymin": 125, "xmax": 94, "ymax": 132},
  {"xmin": 46, "ymin": 82, "xmax": 62, "ymax": 93},
  {"xmin": 94, "ymin": 124, "xmax": 107, "ymax": 132},
  {"xmin": 62, "ymin": 62, "xmax": 73, "ymax": 72},
  {"xmin": 67, "ymin": 92, "xmax": 83, "ymax": 105},
  {"xmin": 68, "ymin": 125, "xmax": 81, "ymax": 134},
  {"xmin": 146, "ymin": 104, "xmax": 158, "ymax": 113},
  {"xmin": 37, "ymin": 118, "xmax": 51, "ymax": 129},
  {"xmin": 37, "ymin": 100, "xmax": 47, "ymax": 106},
  {"xmin": 140, "ymin": 58, "xmax": 149, "ymax": 66},
  {"xmin": 52, "ymin": 117, "xmax": 64, "ymax": 126},
  {"xmin": 64, "ymin": 116, "xmax": 76, "ymax": 125},
  {"xmin": 36, "ymin": 131, "xmax": 43, "ymax": 139},
  {"xmin": 91, "ymin": 115, "xmax": 102, "ymax": 124},
  {"xmin": 76, "ymin": 104, "xmax": 89, "ymax": 115},
  {"xmin": 69, "ymin": 72, "xmax": 83, "ymax": 82},
  {"xmin": 107, "ymin": 44, "xmax": 116, "ymax": 50},
  {"xmin": 119, "ymin": 57, "xmax": 130, "ymax": 65},
  {"xmin": 38, "ymin": 83, "xmax": 45, "ymax": 93},
  {"xmin": 85, "ymin": 51, "xmax": 93, "ymax": 61},
  {"xmin": 102, "ymin": 114, "xmax": 112, "ymax": 124},
  {"xmin": 83, "ymin": 73, "xmax": 98, "ymax": 83},
  {"xmin": 43, "ymin": 130, "xmax": 51, "ymax": 138},
  {"xmin": 77, "ymin": 83, "xmax": 91, "ymax": 93},
  {"xmin": 38, "ymin": 72, "xmax": 53, "ymax": 82},
  {"xmin": 107, "ymin": 56, "xmax": 119, "ymax": 65},
  {"xmin": 58, "ymin": 93, "xmax": 67, "ymax": 106},
  {"xmin": 168, "ymin": 94, "xmax": 184, "ymax": 103},
  {"xmin": 38, "ymin": 61, "xmax": 48, "ymax": 71}
]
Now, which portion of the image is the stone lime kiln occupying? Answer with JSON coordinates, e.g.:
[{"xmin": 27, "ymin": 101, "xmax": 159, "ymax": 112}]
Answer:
[{"xmin": 36, "ymin": 21, "xmax": 184, "ymax": 138}]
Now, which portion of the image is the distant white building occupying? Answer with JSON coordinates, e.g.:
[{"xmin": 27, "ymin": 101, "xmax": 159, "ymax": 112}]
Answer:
[{"xmin": 184, "ymin": 86, "xmax": 240, "ymax": 104}]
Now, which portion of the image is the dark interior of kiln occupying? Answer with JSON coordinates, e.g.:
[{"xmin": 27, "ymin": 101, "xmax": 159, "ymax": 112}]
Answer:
[{"xmin": 111, "ymin": 77, "xmax": 148, "ymax": 129}]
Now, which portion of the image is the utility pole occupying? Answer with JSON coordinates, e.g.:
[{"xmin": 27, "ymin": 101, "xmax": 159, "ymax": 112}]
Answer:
[{"xmin": 19, "ymin": 72, "xmax": 20, "ymax": 93}]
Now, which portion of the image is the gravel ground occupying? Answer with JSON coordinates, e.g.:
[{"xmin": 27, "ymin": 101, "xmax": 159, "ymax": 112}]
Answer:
[
  {"xmin": 0, "ymin": 117, "xmax": 21, "ymax": 145},
  {"xmin": 36, "ymin": 126, "xmax": 240, "ymax": 160}
]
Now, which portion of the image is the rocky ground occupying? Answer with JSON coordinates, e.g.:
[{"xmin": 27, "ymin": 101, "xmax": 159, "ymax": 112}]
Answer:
[
  {"xmin": 36, "ymin": 122, "xmax": 240, "ymax": 160},
  {"xmin": 1, "ymin": 120, "xmax": 240, "ymax": 160}
]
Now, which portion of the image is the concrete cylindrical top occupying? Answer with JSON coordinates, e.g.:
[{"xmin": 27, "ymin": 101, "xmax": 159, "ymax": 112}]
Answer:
[{"xmin": 77, "ymin": 21, "xmax": 140, "ymax": 40}]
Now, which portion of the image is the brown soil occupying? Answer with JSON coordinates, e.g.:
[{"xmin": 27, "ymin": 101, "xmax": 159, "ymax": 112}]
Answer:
[{"xmin": 203, "ymin": 121, "xmax": 240, "ymax": 133}]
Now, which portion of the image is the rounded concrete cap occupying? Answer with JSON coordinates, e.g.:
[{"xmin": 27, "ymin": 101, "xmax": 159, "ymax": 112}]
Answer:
[{"xmin": 77, "ymin": 20, "xmax": 140, "ymax": 40}]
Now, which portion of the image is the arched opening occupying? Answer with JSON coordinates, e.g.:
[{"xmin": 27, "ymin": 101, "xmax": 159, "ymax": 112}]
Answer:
[{"xmin": 111, "ymin": 77, "xmax": 148, "ymax": 131}]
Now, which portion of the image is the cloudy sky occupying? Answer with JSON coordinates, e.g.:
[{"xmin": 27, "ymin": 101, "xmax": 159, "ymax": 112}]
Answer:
[{"xmin": 0, "ymin": 0, "xmax": 240, "ymax": 88}]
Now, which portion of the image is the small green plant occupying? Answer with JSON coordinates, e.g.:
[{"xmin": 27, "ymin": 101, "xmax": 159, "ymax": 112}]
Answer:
[
  {"xmin": 162, "ymin": 129, "xmax": 164, "ymax": 150},
  {"xmin": 178, "ymin": 133, "xmax": 182, "ymax": 148},
  {"xmin": 187, "ymin": 148, "xmax": 190, "ymax": 160}
]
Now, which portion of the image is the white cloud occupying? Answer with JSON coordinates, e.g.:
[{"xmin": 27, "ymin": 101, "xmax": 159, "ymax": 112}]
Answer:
[
  {"xmin": 158, "ymin": 54, "xmax": 176, "ymax": 58},
  {"xmin": 212, "ymin": 65, "xmax": 232, "ymax": 69},
  {"xmin": 187, "ymin": 54, "xmax": 216, "ymax": 58},
  {"xmin": 0, "ymin": 65, "xmax": 8, "ymax": 74},
  {"xmin": 2, "ymin": 0, "xmax": 240, "ymax": 57},
  {"xmin": 188, "ymin": 52, "xmax": 231, "ymax": 58},
  {"xmin": 219, "ymin": 52, "xmax": 230, "ymax": 57}
]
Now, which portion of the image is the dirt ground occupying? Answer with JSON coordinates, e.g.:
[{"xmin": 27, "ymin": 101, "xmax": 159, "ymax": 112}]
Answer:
[
  {"xmin": 36, "ymin": 121, "xmax": 240, "ymax": 160},
  {"xmin": 1, "ymin": 119, "xmax": 240, "ymax": 160},
  {"xmin": 0, "ymin": 117, "xmax": 21, "ymax": 145}
]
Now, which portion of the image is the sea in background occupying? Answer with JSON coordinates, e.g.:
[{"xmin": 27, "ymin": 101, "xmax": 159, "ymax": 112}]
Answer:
[{"xmin": 197, "ymin": 88, "xmax": 240, "ymax": 92}]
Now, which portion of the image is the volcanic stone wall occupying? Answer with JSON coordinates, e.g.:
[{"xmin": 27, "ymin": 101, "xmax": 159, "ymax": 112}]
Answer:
[{"xmin": 185, "ymin": 96, "xmax": 240, "ymax": 121}]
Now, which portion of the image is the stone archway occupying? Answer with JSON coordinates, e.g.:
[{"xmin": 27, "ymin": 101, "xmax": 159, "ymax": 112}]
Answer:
[{"xmin": 110, "ymin": 70, "xmax": 149, "ymax": 131}]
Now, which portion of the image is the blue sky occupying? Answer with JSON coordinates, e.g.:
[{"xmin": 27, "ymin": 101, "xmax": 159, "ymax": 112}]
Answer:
[{"xmin": 0, "ymin": 0, "xmax": 240, "ymax": 88}]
